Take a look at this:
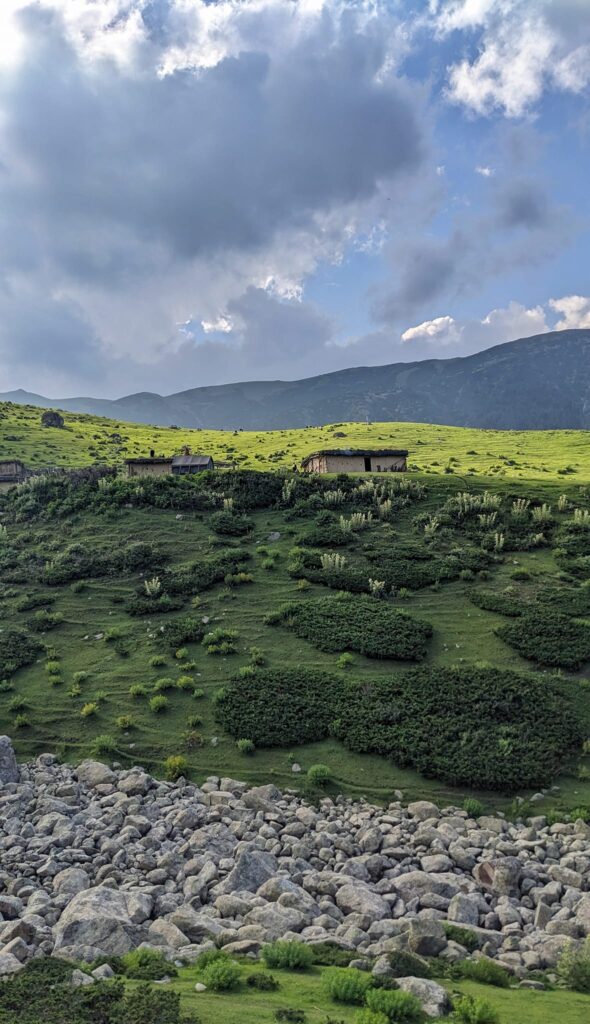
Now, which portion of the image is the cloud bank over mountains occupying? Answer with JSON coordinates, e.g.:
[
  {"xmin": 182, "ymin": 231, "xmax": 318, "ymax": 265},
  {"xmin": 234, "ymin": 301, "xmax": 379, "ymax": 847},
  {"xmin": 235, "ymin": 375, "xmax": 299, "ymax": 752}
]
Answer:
[{"xmin": 0, "ymin": 1, "xmax": 588, "ymax": 396}]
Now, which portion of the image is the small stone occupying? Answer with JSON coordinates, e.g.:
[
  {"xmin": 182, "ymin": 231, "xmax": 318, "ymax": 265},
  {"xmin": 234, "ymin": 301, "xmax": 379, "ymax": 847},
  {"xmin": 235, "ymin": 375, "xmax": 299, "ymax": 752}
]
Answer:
[{"xmin": 195, "ymin": 983, "xmax": 207, "ymax": 992}]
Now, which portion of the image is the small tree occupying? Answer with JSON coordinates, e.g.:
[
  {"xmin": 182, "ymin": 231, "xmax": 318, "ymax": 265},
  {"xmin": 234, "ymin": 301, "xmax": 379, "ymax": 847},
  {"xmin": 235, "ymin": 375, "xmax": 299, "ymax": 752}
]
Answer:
[{"xmin": 41, "ymin": 410, "xmax": 64, "ymax": 428}]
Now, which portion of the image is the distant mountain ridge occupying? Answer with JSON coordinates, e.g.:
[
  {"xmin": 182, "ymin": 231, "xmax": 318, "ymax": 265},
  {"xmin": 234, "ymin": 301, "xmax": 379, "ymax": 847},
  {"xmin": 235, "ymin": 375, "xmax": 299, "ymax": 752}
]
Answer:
[{"xmin": 2, "ymin": 329, "xmax": 589, "ymax": 430}]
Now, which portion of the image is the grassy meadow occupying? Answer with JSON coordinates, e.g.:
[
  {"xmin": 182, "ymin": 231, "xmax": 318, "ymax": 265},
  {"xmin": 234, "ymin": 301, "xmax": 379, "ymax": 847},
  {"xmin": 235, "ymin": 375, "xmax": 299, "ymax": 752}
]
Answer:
[
  {"xmin": 166, "ymin": 961, "xmax": 590, "ymax": 1024},
  {"xmin": 0, "ymin": 432, "xmax": 588, "ymax": 815},
  {"xmin": 1, "ymin": 399, "xmax": 589, "ymax": 480}
]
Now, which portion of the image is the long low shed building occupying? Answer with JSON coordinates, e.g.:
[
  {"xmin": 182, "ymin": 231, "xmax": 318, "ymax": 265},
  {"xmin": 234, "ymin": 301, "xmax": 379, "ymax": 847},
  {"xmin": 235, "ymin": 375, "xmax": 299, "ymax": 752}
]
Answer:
[
  {"xmin": 125, "ymin": 452, "xmax": 214, "ymax": 478},
  {"xmin": 301, "ymin": 448, "xmax": 408, "ymax": 474}
]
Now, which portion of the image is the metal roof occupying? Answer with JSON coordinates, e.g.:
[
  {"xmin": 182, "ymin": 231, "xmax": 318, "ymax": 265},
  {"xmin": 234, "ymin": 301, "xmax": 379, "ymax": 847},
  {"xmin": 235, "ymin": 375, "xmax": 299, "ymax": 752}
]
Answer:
[
  {"xmin": 172, "ymin": 455, "xmax": 213, "ymax": 467},
  {"xmin": 124, "ymin": 457, "xmax": 173, "ymax": 465}
]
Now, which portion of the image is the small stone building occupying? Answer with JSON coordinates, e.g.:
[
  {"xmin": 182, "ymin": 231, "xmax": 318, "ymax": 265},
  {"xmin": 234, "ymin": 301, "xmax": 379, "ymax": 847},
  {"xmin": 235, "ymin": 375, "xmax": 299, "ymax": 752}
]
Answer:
[
  {"xmin": 0, "ymin": 459, "xmax": 27, "ymax": 491},
  {"xmin": 301, "ymin": 448, "xmax": 408, "ymax": 474},
  {"xmin": 125, "ymin": 450, "xmax": 214, "ymax": 479}
]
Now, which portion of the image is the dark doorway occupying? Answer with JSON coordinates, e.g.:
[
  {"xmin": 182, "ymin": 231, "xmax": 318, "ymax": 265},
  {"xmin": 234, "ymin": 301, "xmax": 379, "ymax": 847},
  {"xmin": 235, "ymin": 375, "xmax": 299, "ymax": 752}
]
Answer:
[{"xmin": 364, "ymin": 457, "xmax": 371, "ymax": 471}]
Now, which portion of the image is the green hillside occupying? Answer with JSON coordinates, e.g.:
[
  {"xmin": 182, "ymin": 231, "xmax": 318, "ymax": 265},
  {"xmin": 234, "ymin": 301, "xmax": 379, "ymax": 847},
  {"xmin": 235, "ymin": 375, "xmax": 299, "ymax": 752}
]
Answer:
[
  {"xmin": 1, "ymin": 458, "xmax": 589, "ymax": 817},
  {"xmin": 1, "ymin": 399, "xmax": 589, "ymax": 480}
]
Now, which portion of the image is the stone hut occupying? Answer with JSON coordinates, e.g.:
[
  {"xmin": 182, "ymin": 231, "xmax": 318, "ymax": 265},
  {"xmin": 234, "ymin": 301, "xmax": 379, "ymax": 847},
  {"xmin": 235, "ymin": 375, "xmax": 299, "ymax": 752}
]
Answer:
[
  {"xmin": 301, "ymin": 448, "xmax": 408, "ymax": 474},
  {"xmin": 0, "ymin": 459, "xmax": 27, "ymax": 491}
]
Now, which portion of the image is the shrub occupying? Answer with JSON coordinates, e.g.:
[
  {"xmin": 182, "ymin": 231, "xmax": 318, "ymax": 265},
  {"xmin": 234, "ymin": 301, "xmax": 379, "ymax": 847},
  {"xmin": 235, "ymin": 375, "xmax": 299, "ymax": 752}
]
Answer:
[
  {"xmin": 175, "ymin": 647, "xmax": 188, "ymax": 660},
  {"xmin": 14, "ymin": 713, "xmax": 29, "ymax": 729},
  {"xmin": 73, "ymin": 670, "xmax": 89, "ymax": 684},
  {"xmin": 164, "ymin": 755, "xmax": 189, "ymax": 781},
  {"xmin": 154, "ymin": 676, "xmax": 175, "ymax": 692},
  {"xmin": 332, "ymin": 665, "xmax": 585, "ymax": 792},
  {"xmin": 176, "ymin": 675, "xmax": 194, "ymax": 690},
  {"xmin": 187, "ymin": 713, "xmax": 203, "ymax": 728},
  {"xmin": 453, "ymin": 995, "xmax": 500, "ymax": 1024},
  {"xmin": 443, "ymin": 923, "xmax": 479, "ymax": 952},
  {"xmin": 470, "ymin": 590, "xmax": 523, "ymax": 617},
  {"xmin": 322, "ymin": 967, "xmax": 372, "ymax": 1005},
  {"xmin": 247, "ymin": 972, "xmax": 279, "ymax": 991},
  {"xmin": 269, "ymin": 595, "xmax": 432, "ymax": 661},
  {"xmin": 307, "ymin": 763, "xmax": 331, "ymax": 787},
  {"xmin": 275, "ymin": 1010, "xmax": 306, "ymax": 1023},
  {"xmin": 210, "ymin": 510, "xmax": 253, "ymax": 536},
  {"xmin": 337, "ymin": 653, "xmax": 355, "ymax": 669},
  {"xmin": 385, "ymin": 951, "xmax": 431, "ymax": 979},
  {"xmin": 45, "ymin": 660, "xmax": 61, "ymax": 676},
  {"xmin": 115, "ymin": 983, "xmax": 183, "ymax": 1024},
  {"xmin": 80, "ymin": 702, "xmax": 98, "ymax": 718},
  {"xmin": 497, "ymin": 610, "xmax": 590, "ymax": 669},
  {"xmin": 215, "ymin": 667, "xmax": 343, "ymax": 748},
  {"xmin": 120, "ymin": 947, "xmax": 176, "ymax": 980},
  {"xmin": 262, "ymin": 941, "xmax": 314, "ymax": 971},
  {"xmin": 0, "ymin": 627, "xmax": 41, "ymax": 678},
  {"xmin": 157, "ymin": 615, "xmax": 204, "ymax": 650},
  {"xmin": 203, "ymin": 627, "xmax": 239, "ymax": 655},
  {"xmin": 458, "ymin": 958, "xmax": 510, "ymax": 988},
  {"xmin": 149, "ymin": 694, "xmax": 169, "ymax": 713},
  {"xmin": 236, "ymin": 738, "xmax": 256, "ymax": 755},
  {"xmin": 116, "ymin": 715, "xmax": 134, "ymax": 730},
  {"xmin": 558, "ymin": 937, "xmax": 590, "ymax": 993},
  {"xmin": 93, "ymin": 734, "xmax": 116, "ymax": 755},
  {"xmin": 149, "ymin": 655, "xmax": 166, "ymax": 668},
  {"xmin": 463, "ymin": 798, "xmax": 484, "ymax": 817},
  {"xmin": 130, "ymin": 683, "xmax": 148, "ymax": 698},
  {"xmin": 364, "ymin": 988, "xmax": 423, "ymax": 1022},
  {"xmin": 201, "ymin": 957, "xmax": 241, "ymax": 991}
]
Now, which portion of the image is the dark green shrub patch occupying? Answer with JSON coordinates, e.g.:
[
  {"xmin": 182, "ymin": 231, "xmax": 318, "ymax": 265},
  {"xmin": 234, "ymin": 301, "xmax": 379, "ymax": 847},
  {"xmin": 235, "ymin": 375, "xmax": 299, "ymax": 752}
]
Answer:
[
  {"xmin": 42, "ymin": 540, "xmax": 163, "ymax": 585},
  {"xmin": 163, "ymin": 549, "xmax": 247, "ymax": 596},
  {"xmin": 14, "ymin": 592, "xmax": 56, "ymax": 612},
  {"xmin": 322, "ymin": 967, "xmax": 373, "ymax": 1005},
  {"xmin": 537, "ymin": 583, "xmax": 590, "ymax": 617},
  {"xmin": 215, "ymin": 668, "xmax": 343, "ymax": 747},
  {"xmin": 247, "ymin": 972, "xmax": 280, "ymax": 991},
  {"xmin": 303, "ymin": 512, "xmax": 351, "ymax": 548},
  {"xmin": 364, "ymin": 987, "xmax": 423, "ymax": 1023},
  {"xmin": 332, "ymin": 665, "xmax": 585, "ymax": 791},
  {"xmin": 497, "ymin": 610, "xmax": 590, "ymax": 669},
  {"xmin": 126, "ymin": 593, "xmax": 185, "ymax": 616},
  {"xmin": 385, "ymin": 951, "xmax": 431, "ymax": 979},
  {"xmin": 0, "ymin": 627, "xmax": 42, "ymax": 678},
  {"xmin": 210, "ymin": 510, "xmax": 253, "ymax": 536},
  {"xmin": 268, "ymin": 595, "xmax": 432, "ymax": 660},
  {"xmin": 262, "ymin": 941, "xmax": 314, "ymax": 971},
  {"xmin": 443, "ymin": 923, "xmax": 479, "ymax": 952},
  {"xmin": 156, "ymin": 615, "xmax": 204, "ymax": 649},
  {"xmin": 120, "ymin": 948, "xmax": 176, "ymax": 980},
  {"xmin": 470, "ymin": 590, "xmax": 523, "ymax": 617},
  {"xmin": 456, "ymin": 957, "xmax": 511, "ymax": 988}
]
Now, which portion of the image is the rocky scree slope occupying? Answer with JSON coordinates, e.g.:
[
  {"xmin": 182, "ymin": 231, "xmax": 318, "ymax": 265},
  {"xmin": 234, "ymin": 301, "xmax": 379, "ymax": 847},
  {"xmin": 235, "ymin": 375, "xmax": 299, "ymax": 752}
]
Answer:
[{"xmin": 1, "ymin": 736, "xmax": 590, "ymax": 985}]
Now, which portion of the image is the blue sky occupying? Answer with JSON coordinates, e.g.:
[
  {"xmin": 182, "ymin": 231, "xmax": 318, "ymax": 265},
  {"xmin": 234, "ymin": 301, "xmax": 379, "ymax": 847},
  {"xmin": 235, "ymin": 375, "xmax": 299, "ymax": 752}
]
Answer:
[{"xmin": 0, "ymin": 0, "xmax": 588, "ymax": 396}]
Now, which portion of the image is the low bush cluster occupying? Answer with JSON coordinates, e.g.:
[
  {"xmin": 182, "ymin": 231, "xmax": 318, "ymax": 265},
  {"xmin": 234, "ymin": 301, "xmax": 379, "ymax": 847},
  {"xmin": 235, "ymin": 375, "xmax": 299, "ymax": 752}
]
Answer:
[
  {"xmin": 332, "ymin": 665, "xmax": 586, "ymax": 791},
  {"xmin": 267, "ymin": 595, "xmax": 432, "ymax": 661},
  {"xmin": 215, "ymin": 667, "xmax": 343, "ymax": 747},
  {"xmin": 0, "ymin": 627, "xmax": 41, "ymax": 678},
  {"xmin": 470, "ymin": 590, "xmax": 523, "ymax": 617},
  {"xmin": 262, "ymin": 941, "xmax": 315, "ymax": 971},
  {"xmin": 497, "ymin": 610, "xmax": 590, "ymax": 669}
]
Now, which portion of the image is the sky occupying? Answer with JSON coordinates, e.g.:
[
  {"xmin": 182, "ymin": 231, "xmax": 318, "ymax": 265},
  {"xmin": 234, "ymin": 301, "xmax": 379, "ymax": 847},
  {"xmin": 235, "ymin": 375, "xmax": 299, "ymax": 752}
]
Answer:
[{"xmin": 0, "ymin": 0, "xmax": 589, "ymax": 398}]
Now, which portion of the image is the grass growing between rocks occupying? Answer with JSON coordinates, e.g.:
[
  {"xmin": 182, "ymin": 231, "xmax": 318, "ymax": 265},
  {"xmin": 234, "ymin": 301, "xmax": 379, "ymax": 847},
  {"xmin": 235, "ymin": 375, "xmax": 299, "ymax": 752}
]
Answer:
[{"xmin": 163, "ymin": 965, "xmax": 590, "ymax": 1024}]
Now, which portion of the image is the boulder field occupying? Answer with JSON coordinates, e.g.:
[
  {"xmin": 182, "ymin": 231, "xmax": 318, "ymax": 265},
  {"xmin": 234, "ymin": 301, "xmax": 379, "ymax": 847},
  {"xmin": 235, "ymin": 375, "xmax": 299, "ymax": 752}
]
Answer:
[{"xmin": 1, "ymin": 736, "xmax": 589, "ymax": 986}]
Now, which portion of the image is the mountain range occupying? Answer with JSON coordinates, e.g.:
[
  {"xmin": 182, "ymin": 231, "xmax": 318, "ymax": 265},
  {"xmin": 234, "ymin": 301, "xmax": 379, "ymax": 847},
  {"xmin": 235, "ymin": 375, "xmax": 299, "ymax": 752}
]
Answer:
[{"xmin": 2, "ymin": 329, "xmax": 589, "ymax": 431}]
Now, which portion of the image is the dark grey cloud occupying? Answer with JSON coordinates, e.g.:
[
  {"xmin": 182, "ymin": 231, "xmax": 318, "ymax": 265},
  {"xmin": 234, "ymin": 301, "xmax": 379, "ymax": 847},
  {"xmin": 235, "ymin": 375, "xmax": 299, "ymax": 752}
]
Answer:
[{"xmin": 0, "ymin": 5, "xmax": 424, "ymax": 284}]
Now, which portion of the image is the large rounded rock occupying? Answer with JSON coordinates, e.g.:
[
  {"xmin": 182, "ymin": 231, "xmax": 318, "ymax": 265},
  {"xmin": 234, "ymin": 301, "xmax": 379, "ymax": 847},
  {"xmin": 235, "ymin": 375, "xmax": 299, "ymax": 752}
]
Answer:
[
  {"xmin": 53, "ymin": 868, "xmax": 91, "ymax": 896},
  {"xmin": 396, "ymin": 977, "xmax": 452, "ymax": 1018},
  {"xmin": 75, "ymin": 761, "xmax": 114, "ymax": 788},
  {"xmin": 0, "ymin": 737, "xmax": 19, "ymax": 785},
  {"xmin": 217, "ymin": 850, "xmax": 278, "ymax": 894},
  {"xmin": 53, "ymin": 886, "xmax": 152, "ymax": 956},
  {"xmin": 335, "ymin": 884, "xmax": 390, "ymax": 921}
]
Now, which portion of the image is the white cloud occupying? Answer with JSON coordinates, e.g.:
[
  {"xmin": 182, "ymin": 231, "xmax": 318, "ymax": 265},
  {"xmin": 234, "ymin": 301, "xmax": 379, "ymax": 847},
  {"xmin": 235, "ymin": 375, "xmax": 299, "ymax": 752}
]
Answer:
[
  {"xmin": 401, "ymin": 315, "xmax": 460, "ymax": 344},
  {"xmin": 550, "ymin": 294, "xmax": 590, "ymax": 330},
  {"xmin": 475, "ymin": 165, "xmax": 494, "ymax": 176},
  {"xmin": 201, "ymin": 316, "xmax": 234, "ymax": 335},
  {"xmin": 434, "ymin": 0, "xmax": 590, "ymax": 117},
  {"xmin": 401, "ymin": 300, "xmax": 549, "ymax": 353}
]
